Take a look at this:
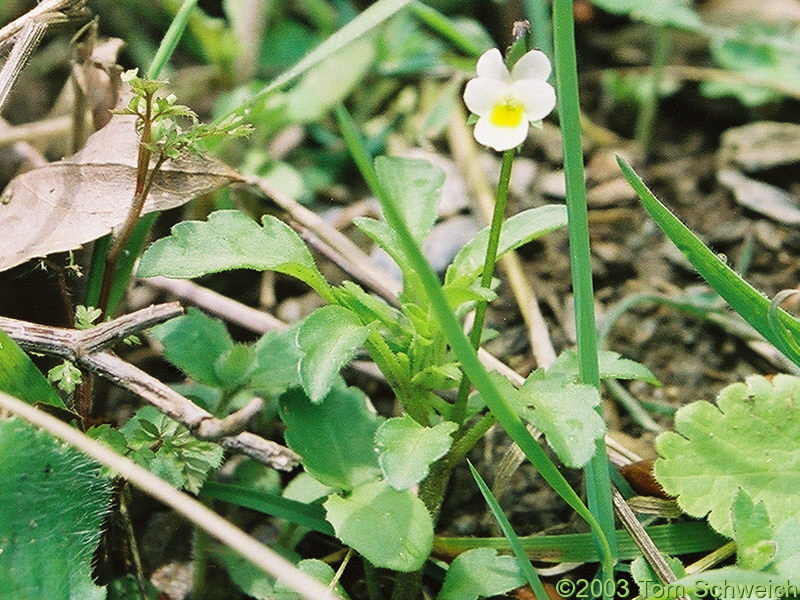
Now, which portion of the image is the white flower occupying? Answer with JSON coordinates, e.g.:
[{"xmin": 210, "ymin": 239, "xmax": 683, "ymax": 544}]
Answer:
[{"xmin": 463, "ymin": 48, "xmax": 556, "ymax": 151}]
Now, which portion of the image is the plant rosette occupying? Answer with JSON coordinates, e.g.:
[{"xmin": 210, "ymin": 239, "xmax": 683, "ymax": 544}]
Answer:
[{"xmin": 463, "ymin": 48, "xmax": 556, "ymax": 151}]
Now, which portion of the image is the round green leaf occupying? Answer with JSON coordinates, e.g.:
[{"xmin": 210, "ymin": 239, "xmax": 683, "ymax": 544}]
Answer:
[
  {"xmin": 375, "ymin": 415, "xmax": 457, "ymax": 490},
  {"xmin": 437, "ymin": 548, "xmax": 524, "ymax": 600},
  {"xmin": 324, "ymin": 480, "xmax": 433, "ymax": 572},
  {"xmin": 655, "ymin": 374, "xmax": 800, "ymax": 537}
]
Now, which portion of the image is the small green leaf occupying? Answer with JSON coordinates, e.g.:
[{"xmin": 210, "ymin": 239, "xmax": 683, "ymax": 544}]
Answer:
[
  {"xmin": 297, "ymin": 306, "xmax": 370, "ymax": 403},
  {"xmin": 279, "ymin": 384, "xmax": 383, "ymax": 490},
  {"xmin": 589, "ymin": 0, "xmax": 701, "ymax": 30},
  {"xmin": 445, "ymin": 206, "xmax": 567, "ymax": 287},
  {"xmin": 138, "ymin": 210, "xmax": 333, "ymax": 301},
  {"xmin": 74, "ymin": 305, "xmax": 102, "ymax": 330},
  {"xmin": 731, "ymin": 489, "xmax": 776, "ymax": 570},
  {"xmin": 324, "ymin": 480, "xmax": 433, "ymax": 572},
  {"xmin": 0, "ymin": 418, "xmax": 111, "ymax": 600},
  {"xmin": 374, "ymin": 156, "xmax": 445, "ymax": 245},
  {"xmin": 0, "ymin": 329, "xmax": 66, "ymax": 409},
  {"xmin": 375, "ymin": 416, "xmax": 457, "ymax": 490},
  {"xmin": 150, "ymin": 308, "xmax": 234, "ymax": 388},
  {"xmin": 274, "ymin": 559, "xmax": 351, "ymax": 600},
  {"xmin": 516, "ymin": 373, "xmax": 606, "ymax": 468},
  {"xmin": 549, "ymin": 348, "xmax": 661, "ymax": 386},
  {"xmin": 655, "ymin": 374, "xmax": 800, "ymax": 537},
  {"xmin": 46, "ymin": 360, "xmax": 82, "ymax": 394},
  {"xmin": 437, "ymin": 548, "xmax": 524, "ymax": 600}
]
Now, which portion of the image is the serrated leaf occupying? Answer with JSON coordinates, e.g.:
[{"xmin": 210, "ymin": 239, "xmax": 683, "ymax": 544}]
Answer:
[
  {"xmin": 0, "ymin": 329, "xmax": 66, "ymax": 409},
  {"xmin": 731, "ymin": 489, "xmax": 776, "ymax": 570},
  {"xmin": 549, "ymin": 348, "xmax": 661, "ymax": 386},
  {"xmin": 375, "ymin": 416, "xmax": 457, "ymax": 490},
  {"xmin": 150, "ymin": 308, "xmax": 234, "ymax": 387},
  {"xmin": 279, "ymin": 384, "xmax": 383, "ymax": 490},
  {"xmin": 445, "ymin": 206, "xmax": 567, "ymax": 287},
  {"xmin": 436, "ymin": 548, "xmax": 524, "ymax": 600},
  {"xmin": 138, "ymin": 210, "xmax": 332, "ymax": 300},
  {"xmin": 0, "ymin": 418, "xmax": 111, "ymax": 600},
  {"xmin": 324, "ymin": 480, "xmax": 433, "ymax": 572},
  {"xmin": 0, "ymin": 113, "xmax": 243, "ymax": 272},
  {"xmin": 655, "ymin": 374, "xmax": 800, "ymax": 537},
  {"xmin": 374, "ymin": 156, "xmax": 445, "ymax": 245},
  {"xmin": 515, "ymin": 373, "xmax": 606, "ymax": 468},
  {"xmin": 297, "ymin": 306, "xmax": 369, "ymax": 403}
]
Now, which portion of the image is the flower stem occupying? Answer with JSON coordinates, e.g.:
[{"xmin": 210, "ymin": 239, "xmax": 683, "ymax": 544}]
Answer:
[
  {"xmin": 451, "ymin": 149, "xmax": 515, "ymax": 426},
  {"xmin": 552, "ymin": 0, "xmax": 618, "ymax": 585}
]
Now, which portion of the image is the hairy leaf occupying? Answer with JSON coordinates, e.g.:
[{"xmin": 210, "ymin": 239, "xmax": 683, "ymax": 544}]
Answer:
[
  {"xmin": 0, "ymin": 418, "xmax": 111, "ymax": 600},
  {"xmin": 548, "ymin": 348, "xmax": 660, "ymax": 386},
  {"xmin": 0, "ymin": 114, "xmax": 243, "ymax": 272},
  {"xmin": 437, "ymin": 548, "xmax": 524, "ymax": 600},
  {"xmin": 249, "ymin": 326, "xmax": 304, "ymax": 397},
  {"xmin": 297, "ymin": 306, "xmax": 369, "ymax": 403},
  {"xmin": 279, "ymin": 384, "xmax": 383, "ymax": 490},
  {"xmin": 655, "ymin": 374, "xmax": 800, "ymax": 537},
  {"xmin": 445, "ymin": 206, "xmax": 567, "ymax": 287},
  {"xmin": 375, "ymin": 415, "xmax": 457, "ymax": 490},
  {"xmin": 731, "ymin": 490, "xmax": 776, "ymax": 570},
  {"xmin": 138, "ymin": 210, "xmax": 332, "ymax": 300},
  {"xmin": 324, "ymin": 480, "xmax": 433, "ymax": 572}
]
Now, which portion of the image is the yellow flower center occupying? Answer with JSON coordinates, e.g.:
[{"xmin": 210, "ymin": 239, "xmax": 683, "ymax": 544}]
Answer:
[{"xmin": 489, "ymin": 98, "xmax": 524, "ymax": 128}]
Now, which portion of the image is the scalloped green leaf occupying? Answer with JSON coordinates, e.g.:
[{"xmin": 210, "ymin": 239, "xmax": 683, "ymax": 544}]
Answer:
[
  {"xmin": 279, "ymin": 384, "xmax": 383, "ymax": 490},
  {"xmin": 514, "ymin": 372, "xmax": 606, "ymax": 468},
  {"xmin": 324, "ymin": 479, "xmax": 433, "ymax": 572},
  {"xmin": 137, "ymin": 210, "xmax": 332, "ymax": 300},
  {"xmin": 150, "ymin": 308, "xmax": 234, "ymax": 388},
  {"xmin": 655, "ymin": 374, "xmax": 800, "ymax": 537},
  {"xmin": 437, "ymin": 548, "xmax": 524, "ymax": 600},
  {"xmin": 249, "ymin": 325, "xmax": 304, "ymax": 397},
  {"xmin": 548, "ymin": 348, "xmax": 661, "ymax": 386},
  {"xmin": 297, "ymin": 306, "xmax": 369, "ymax": 403},
  {"xmin": 374, "ymin": 156, "xmax": 444, "ymax": 245},
  {"xmin": 0, "ymin": 329, "xmax": 67, "ymax": 410},
  {"xmin": 445, "ymin": 206, "xmax": 567, "ymax": 287},
  {"xmin": 375, "ymin": 415, "xmax": 457, "ymax": 490},
  {"xmin": 0, "ymin": 418, "xmax": 111, "ymax": 600}
]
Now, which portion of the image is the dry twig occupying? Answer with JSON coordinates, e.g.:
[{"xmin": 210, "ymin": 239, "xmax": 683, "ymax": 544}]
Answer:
[{"xmin": 0, "ymin": 302, "xmax": 299, "ymax": 470}]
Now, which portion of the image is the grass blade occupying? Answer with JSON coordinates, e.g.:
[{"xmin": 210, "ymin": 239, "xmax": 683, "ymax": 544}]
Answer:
[
  {"xmin": 618, "ymin": 156, "xmax": 800, "ymax": 367},
  {"xmin": 468, "ymin": 461, "xmax": 549, "ymax": 600}
]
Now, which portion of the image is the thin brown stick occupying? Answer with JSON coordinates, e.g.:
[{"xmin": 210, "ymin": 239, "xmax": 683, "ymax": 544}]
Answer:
[
  {"xmin": 0, "ymin": 303, "xmax": 299, "ymax": 470},
  {"xmin": 611, "ymin": 486, "xmax": 690, "ymax": 600}
]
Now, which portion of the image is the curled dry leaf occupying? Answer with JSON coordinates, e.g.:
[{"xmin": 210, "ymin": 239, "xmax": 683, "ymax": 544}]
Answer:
[{"xmin": 0, "ymin": 113, "xmax": 244, "ymax": 272}]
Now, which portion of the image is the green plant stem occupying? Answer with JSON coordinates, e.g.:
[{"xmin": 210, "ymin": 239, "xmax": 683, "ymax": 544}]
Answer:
[
  {"xmin": 635, "ymin": 25, "xmax": 670, "ymax": 158},
  {"xmin": 552, "ymin": 0, "xmax": 618, "ymax": 583},
  {"xmin": 148, "ymin": 0, "xmax": 198, "ymax": 79},
  {"xmin": 452, "ymin": 149, "xmax": 515, "ymax": 426}
]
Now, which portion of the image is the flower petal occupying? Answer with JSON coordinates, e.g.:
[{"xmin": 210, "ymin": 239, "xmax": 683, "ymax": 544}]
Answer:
[
  {"xmin": 463, "ymin": 78, "xmax": 506, "ymax": 116},
  {"xmin": 511, "ymin": 49, "xmax": 552, "ymax": 82},
  {"xmin": 512, "ymin": 79, "xmax": 556, "ymax": 121},
  {"xmin": 476, "ymin": 48, "xmax": 510, "ymax": 82},
  {"xmin": 474, "ymin": 115, "xmax": 529, "ymax": 151}
]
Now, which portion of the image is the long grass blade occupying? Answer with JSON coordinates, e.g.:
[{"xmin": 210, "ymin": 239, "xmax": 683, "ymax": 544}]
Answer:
[{"xmin": 468, "ymin": 461, "xmax": 549, "ymax": 600}]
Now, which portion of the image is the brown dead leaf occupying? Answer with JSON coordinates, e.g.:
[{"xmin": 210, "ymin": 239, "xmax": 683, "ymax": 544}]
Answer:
[{"xmin": 0, "ymin": 113, "xmax": 244, "ymax": 272}]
